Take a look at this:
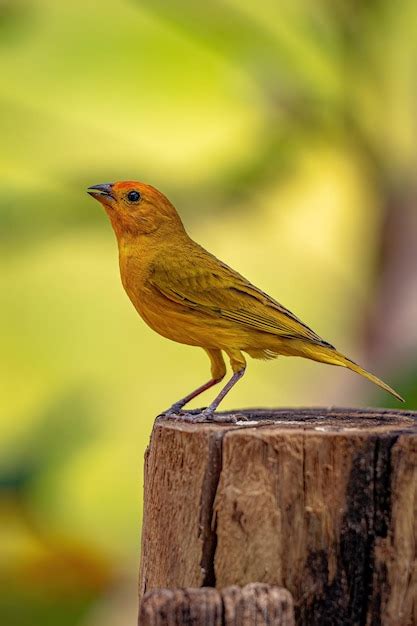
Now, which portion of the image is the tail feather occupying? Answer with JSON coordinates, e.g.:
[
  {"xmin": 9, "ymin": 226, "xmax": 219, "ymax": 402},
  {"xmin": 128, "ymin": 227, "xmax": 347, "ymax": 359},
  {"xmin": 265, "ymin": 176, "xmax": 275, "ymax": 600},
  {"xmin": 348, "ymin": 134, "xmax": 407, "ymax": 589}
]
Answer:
[
  {"xmin": 301, "ymin": 343, "xmax": 404, "ymax": 402},
  {"xmin": 340, "ymin": 355, "xmax": 404, "ymax": 402}
]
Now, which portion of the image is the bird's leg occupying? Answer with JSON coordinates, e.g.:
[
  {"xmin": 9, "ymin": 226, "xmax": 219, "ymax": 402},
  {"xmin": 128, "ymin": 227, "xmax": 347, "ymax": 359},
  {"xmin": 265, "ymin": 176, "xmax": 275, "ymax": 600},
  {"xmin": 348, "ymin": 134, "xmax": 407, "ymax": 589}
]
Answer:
[
  {"xmin": 200, "ymin": 368, "xmax": 246, "ymax": 420},
  {"xmin": 163, "ymin": 368, "xmax": 245, "ymax": 424},
  {"xmin": 165, "ymin": 378, "xmax": 223, "ymax": 415},
  {"xmin": 199, "ymin": 349, "xmax": 247, "ymax": 423},
  {"xmin": 163, "ymin": 349, "xmax": 226, "ymax": 416}
]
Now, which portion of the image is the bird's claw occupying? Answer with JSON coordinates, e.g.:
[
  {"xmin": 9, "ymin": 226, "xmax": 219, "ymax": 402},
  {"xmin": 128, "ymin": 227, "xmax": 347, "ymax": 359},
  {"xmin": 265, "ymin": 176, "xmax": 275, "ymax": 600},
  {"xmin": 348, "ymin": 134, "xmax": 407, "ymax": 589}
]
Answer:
[
  {"xmin": 158, "ymin": 409, "xmax": 241, "ymax": 424},
  {"xmin": 159, "ymin": 411, "xmax": 209, "ymax": 423},
  {"xmin": 161, "ymin": 402, "xmax": 185, "ymax": 416},
  {"xmin": 201, "ymin": 411, "xmax": 239, "ymax": 423}
]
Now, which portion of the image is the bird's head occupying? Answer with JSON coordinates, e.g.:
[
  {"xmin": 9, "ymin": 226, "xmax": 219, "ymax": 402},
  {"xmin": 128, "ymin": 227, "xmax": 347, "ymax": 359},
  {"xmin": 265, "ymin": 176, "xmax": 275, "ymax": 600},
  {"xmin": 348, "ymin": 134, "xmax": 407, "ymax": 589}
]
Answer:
[{"xmin": 87, "ymin": 181, "xmax": 184, "ymax": 239}]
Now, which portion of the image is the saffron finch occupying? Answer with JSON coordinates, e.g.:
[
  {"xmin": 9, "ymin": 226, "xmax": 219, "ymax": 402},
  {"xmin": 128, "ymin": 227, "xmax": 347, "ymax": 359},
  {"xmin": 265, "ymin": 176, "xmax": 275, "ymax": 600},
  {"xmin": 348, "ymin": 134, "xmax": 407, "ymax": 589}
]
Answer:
[{"xmin": 88, "ymin": 181, "xmax": 403, "ymax": 422}]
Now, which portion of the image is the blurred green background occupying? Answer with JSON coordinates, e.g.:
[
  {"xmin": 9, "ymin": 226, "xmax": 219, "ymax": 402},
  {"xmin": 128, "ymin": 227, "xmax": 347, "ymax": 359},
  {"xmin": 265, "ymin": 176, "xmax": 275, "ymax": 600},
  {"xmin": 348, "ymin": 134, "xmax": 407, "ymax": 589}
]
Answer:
[{"xmin": 1, "ymin": 0, "xmax": 416, "ymax": 624}]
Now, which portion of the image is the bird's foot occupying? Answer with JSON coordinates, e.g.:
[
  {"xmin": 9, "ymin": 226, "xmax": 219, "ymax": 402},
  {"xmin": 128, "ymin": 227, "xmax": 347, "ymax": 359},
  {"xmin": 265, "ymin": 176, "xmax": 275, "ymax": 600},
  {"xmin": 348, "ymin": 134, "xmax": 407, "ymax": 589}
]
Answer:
[
  {"xmin": 159, "ymin": 411, "xmax": 209, "ymax": 423},
  {"xmin": 158, "ymin": 406, "xmax": 199, "ymax": 422},
  {"xmin": 198, "ymin": 407, "xmax": 249, "ymax": 423},
  {"xmin": 164, "ymin": 401, "xmax": 188, "ymax": 415},
  {"xmin": 159, "ymin": 408, "xmax": 243, "ymax": 424}
]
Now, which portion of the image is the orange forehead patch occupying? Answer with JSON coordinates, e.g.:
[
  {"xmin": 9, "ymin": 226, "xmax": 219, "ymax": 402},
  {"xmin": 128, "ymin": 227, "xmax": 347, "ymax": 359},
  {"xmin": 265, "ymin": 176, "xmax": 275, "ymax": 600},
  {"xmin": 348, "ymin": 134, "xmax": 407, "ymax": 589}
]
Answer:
[
  {"xmin": 112, "ymin": 181, "xmax": 141, "ymax": 192},
  {"xmin": 112, "ymin": 181, "xmax": 169, "ymax": 205}
]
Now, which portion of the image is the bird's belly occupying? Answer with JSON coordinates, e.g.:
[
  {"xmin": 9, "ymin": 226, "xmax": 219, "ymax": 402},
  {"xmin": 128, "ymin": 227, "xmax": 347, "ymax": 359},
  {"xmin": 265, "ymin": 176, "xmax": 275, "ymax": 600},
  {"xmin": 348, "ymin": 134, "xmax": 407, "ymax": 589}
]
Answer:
[{"xmin": 141, "ymin": 300, "xmax": 232, "ymax": 347}]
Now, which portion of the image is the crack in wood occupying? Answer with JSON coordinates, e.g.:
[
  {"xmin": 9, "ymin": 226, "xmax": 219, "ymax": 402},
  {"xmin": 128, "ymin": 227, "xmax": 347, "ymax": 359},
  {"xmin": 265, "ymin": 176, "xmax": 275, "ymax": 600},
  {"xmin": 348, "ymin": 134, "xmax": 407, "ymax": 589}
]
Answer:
[{"xmin": 199, "ymin": 431, "xmax": 224, "ymax": 587}]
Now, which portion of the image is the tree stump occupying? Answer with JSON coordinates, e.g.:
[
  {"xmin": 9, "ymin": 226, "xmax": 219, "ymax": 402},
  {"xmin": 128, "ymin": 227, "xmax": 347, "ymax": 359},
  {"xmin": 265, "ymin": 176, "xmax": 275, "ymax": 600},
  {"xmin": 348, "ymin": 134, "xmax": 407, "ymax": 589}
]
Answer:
[
  {"xmin": 139, "ymin": 582, "xmax": 295, "ymax": 626},
  {"xmin": 139, "ymin": 408, "xmax": 417, "ymax": 626}
]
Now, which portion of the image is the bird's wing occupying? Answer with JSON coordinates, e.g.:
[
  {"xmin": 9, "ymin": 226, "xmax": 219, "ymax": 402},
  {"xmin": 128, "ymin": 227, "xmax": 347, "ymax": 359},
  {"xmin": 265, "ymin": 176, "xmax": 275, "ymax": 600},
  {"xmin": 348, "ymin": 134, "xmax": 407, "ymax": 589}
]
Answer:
[{"xmin": 150, "ymin": 245, "xmax": 332, "ymax": 346}]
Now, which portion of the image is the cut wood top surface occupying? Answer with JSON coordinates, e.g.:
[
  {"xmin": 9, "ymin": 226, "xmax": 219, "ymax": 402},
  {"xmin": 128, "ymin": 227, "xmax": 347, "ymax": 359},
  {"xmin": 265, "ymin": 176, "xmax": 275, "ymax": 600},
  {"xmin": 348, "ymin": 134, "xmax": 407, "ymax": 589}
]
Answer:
[{"xmin": 156, "ymin": 407, "xmax": 417, "ymax": 434}]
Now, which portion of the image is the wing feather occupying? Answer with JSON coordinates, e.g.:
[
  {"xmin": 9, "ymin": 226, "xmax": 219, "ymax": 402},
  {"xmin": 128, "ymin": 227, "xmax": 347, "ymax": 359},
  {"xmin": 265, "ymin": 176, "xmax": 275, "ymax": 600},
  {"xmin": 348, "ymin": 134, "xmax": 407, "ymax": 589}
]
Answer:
[{"xmin": 149, "ymin": 244, "xmax": 332, "ymax": 347}]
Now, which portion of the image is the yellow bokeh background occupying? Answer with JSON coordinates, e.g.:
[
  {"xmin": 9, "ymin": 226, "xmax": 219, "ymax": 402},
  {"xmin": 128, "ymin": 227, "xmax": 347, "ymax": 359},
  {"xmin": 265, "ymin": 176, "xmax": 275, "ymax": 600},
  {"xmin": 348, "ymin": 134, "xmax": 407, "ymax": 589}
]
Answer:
[{"xmin": 1, "ymin": 1, "xmax": 416, "ymax": 624}]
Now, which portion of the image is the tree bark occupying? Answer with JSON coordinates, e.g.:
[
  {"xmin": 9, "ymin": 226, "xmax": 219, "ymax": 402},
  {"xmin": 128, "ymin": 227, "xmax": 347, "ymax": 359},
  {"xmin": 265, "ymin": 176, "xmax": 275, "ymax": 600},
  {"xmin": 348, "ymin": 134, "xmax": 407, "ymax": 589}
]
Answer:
[
  {"xmin": 139, "ymin": 583, "xmax": 295, "ymax": 626},
  {"xmin": 139, "ymin": 408, "xmax": 417, "ymax": 626}
]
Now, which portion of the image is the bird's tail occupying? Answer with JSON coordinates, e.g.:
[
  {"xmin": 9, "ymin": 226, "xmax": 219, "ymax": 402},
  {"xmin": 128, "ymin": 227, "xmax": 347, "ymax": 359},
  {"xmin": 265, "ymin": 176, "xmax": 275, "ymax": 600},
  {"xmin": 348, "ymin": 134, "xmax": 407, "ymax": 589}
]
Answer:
[{"xmin": 302, "ymin": 342, "xmax": 404, "ymax": 402}]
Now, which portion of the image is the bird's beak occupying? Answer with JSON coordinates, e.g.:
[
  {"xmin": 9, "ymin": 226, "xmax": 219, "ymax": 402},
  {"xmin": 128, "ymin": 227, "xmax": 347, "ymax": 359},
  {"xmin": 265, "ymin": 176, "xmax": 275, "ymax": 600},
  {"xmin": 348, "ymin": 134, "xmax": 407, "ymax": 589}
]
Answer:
[{"xmin": 87, "ymin": 183, "xmax": 115, "ymax": 202}]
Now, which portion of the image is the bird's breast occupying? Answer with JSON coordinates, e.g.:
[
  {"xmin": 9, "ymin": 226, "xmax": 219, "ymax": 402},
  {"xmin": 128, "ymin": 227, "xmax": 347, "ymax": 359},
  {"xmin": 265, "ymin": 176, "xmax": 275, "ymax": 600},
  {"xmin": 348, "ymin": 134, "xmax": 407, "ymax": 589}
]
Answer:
[{"xmin": 118, "ymin": 250, "xmax": 191, "ymax": 341}]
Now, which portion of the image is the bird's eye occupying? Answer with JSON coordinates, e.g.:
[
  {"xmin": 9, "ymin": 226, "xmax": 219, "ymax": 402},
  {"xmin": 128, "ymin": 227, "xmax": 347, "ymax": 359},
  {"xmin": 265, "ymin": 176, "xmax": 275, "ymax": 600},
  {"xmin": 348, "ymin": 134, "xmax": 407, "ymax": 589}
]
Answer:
[{"xmin": 127, "ymin": 190, "xmax": 141, "ymax": 203}]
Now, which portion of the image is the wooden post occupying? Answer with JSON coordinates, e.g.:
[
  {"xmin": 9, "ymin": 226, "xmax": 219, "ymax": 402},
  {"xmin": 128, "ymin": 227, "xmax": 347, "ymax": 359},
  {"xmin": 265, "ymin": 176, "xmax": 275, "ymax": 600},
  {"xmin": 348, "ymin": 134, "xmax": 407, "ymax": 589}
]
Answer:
[
  {"xmin": 139, "ymin": 583, "xmax": 295, "ymax": 626},
  {"xmin": 139, "ymin": 408, "xmax": 417, "ymax": 626}
]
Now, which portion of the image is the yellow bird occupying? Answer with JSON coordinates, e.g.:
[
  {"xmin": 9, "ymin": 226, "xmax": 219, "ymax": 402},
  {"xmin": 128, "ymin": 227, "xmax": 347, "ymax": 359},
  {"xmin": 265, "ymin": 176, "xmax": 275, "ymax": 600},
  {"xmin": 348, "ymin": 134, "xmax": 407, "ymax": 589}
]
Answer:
[{"xmin": 88, "ymin": 181, "xmax": 403, "ymax": 421}]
